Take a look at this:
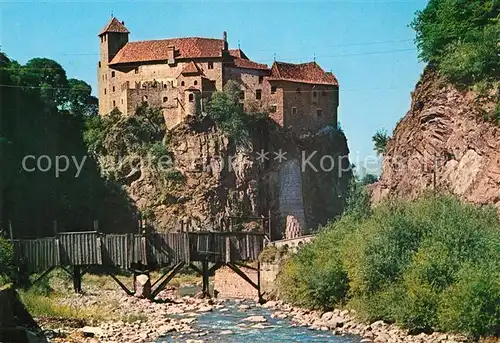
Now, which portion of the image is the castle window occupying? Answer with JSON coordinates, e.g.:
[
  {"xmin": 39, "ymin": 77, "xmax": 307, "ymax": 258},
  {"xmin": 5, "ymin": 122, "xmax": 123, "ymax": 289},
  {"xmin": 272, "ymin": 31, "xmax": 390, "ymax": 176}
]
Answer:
[
  {"xmin": 239, "ymin": 91, "xmax": 245, "ymax": 100},
  {"xmin": 296, "ymin": 88, "xmax": 301, "ymax": 94},
  {"xmin": 208, "ymin": 62, "xmax": 214, "ymax": 69},
  {"xmin": 134, "ymin": 67, "xmax": 139, "ymax": 74},
  {"xmin": 269, "ymin": 105, "xmax": 277, "ymax": 113},
  {"xmin": 194, "ymin": 80, "xmax": 198, "ymax": 86},
  {"xmin": 256, "ymin": 89, "xmax": 262, "ymax": 100},
  {"xmin": 111, "ymin": 71, "xmax": 115, "ymax": 78},
  {"xmin": 292, "ymin": 107, "xmax": 297, "ymax": 115},
  {"xmin": 316, "ymin": 109, "xmax": 322, "ymax": 117},
  {"xmin": 181, "ymin": 81, "xmax": 185, "ymax": 86},
  {"xmin": 104, "ymin": 88, "xmax": 106, "ymax": 95},
  {"xmin": 113, "ymin": 100, "xmax": 116, "ymax": 107},
  {"xmin": 259, "ymin": 76, "xmax": 264, "ymax": 84},
  {"xmin": 271, "ymin": 86, "xmax": 277, "ymax": 94},
  {"xmin": 143, "ymin": 95, "xmax": 148, "ymax": 102},
  {"xmin": 112, "ymin": 86, "xmax": 115, "ymax": 92},
  {"xmin": 163, "ymin": 83, "xmax": 167, "ymax": 89},
  {"xmin": 98, "ymin": 61, "xmax": 101, "ymax": 68},
  {"xmin": 163, "ymin": 96, "xmax": 168, "ymax": 103},
  {"xmin": 189, "ymin": 93, "xmax": 194, "ymax": 102}
]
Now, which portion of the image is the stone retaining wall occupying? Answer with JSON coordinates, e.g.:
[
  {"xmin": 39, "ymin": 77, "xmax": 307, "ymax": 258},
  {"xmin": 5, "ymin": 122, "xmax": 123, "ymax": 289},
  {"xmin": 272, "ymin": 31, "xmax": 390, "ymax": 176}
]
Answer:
[{"xmin": 213, "ymin": 263, "xmax": 280, "ymax": 299}]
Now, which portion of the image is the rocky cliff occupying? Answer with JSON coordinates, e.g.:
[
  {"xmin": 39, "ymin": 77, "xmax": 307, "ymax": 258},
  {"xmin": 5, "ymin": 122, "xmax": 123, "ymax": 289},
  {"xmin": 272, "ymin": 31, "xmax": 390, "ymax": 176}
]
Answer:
[
  {"xmin": 372, "ymin": 67, "xmax": 500, "ymax": 210},
  {"xmin": 114, "ymin": 118, "xmax": 351, "ymax": 236}
]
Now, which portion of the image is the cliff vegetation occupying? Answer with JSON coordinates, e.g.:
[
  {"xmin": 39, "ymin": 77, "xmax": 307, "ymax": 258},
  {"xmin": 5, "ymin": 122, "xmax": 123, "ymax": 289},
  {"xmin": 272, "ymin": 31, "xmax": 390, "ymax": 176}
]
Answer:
[{"xmin": 277, "ymin": 195, "xmax": 500, "ymax": 339}]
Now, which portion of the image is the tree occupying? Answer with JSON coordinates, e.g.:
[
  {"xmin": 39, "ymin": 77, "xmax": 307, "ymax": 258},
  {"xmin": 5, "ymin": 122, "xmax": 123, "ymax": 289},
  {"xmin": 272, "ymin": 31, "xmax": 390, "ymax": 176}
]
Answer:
[
  {"xmin": 205, "ymin": 80, "xmax": 266, "ymax": 144},
  {"xmin": 411, "ymin": 0, "xmax": 500, "ymax": 84},
  {"xmin": 66, "ymin": 78, "xmax": 98, "ymax": 116},
  {"xmin": 0, "ymin": 52, "xmax": 137, "ymax": 236},
  {"xmin": 20, "ymin": 58, "xmax": 69, "ymax": 106},
  {"xmin": 372, "ymin": 129, "xmax": 390, "ymax": 155},
  {"xmin": 361, "ymin": 173, "xmax": 378, "ymax": 185}
]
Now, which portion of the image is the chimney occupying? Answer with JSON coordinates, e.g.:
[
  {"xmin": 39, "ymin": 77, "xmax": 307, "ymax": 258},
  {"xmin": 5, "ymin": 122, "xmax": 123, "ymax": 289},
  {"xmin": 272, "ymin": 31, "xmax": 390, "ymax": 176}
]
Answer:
[
  {"xmin": 222, "ymin": 31, "xmax": 228, "ymax": 51},
  {"xmin": 167, "ymin": 45, "xmax": 175, "ymax": 65}
]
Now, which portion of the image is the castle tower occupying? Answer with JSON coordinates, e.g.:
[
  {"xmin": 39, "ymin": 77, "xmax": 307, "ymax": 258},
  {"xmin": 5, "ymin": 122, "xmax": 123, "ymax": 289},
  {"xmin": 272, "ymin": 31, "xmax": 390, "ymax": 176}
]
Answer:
[
  {"xmin": 184, "ymin": 88, "xmax": 200, "ymax": 117},
  {"xmin": 98, "ymin": 17, "xmax": 129, "ymax": 115}
]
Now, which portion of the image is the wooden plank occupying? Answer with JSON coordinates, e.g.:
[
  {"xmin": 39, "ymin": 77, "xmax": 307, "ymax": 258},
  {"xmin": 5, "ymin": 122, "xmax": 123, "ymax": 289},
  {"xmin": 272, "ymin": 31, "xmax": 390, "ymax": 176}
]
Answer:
[{"xmin": 107, "ymin": 273, "xmax": 134, "ymax": 296}]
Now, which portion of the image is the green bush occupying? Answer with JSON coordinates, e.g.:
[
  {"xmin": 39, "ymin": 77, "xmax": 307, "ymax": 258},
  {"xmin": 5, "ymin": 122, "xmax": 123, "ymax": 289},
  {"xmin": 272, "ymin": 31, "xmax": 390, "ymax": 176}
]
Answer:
[
  {"xmin": 277, "ymin": 195, "xmax": 500, "ymax": 338},
  {"xmin": 438, "ymin": 264, "xmax": 500, "ymax": 339},
  {"xmin": 278, "ymin": 218, "xmax": 353, "ymax": 309},
  {"xmin": 0, "ymin": 236, "xmax": 13, "ymax": 283}
]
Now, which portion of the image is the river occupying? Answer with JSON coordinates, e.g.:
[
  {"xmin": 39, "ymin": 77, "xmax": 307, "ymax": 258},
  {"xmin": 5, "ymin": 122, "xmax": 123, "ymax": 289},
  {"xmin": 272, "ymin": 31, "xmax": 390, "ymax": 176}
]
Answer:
[{"xmin": 158, "ymin": 299, "xmax": 361, "ymax": 343}]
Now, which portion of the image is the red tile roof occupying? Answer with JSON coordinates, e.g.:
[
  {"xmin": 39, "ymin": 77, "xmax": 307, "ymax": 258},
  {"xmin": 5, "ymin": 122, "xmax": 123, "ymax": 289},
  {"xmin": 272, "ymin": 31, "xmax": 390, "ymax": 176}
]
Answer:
[
  {"xmin": 229, "ymin": 49, "xmax": 248, "ymax": 59},
  {"xmin": 99, "ymin": 17, "xmax": 129, "ymax": 35},
  {"xmin": 110, "ymin": 38, "xmax": 224, "ymax": 65},
  {"xmin": 233, "ymin": 58, "xmax": 269, "ymax": 70},
  {"xmin": 228, "ymin": 48, "xmax": 269, "ymax": 70},
  {"xmin": 269, "ymin": 61, "xmax": 338, "ymax": 86},
  {"xmin": 181, "ymin": 61, "xmax": 202, "ymax": 75}
]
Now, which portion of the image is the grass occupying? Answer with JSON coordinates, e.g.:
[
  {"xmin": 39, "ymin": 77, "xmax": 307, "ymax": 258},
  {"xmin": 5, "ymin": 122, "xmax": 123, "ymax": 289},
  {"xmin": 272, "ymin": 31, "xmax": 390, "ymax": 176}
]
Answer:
[
  {"xmin": 17, "ymin": 271, "xmax": 200, "ymax": 327},
  {"xmin": 19, "ymin": 289, "xmax": 114, "ymax": 324},
  {"xmin": 81, "ymin": 270, "xmax": 200, "ymax": 290}
]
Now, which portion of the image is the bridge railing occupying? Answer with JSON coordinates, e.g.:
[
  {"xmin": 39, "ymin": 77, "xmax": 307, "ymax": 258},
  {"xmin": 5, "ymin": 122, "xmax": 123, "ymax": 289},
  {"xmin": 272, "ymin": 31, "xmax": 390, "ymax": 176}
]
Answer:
[
  {"xmin": 12, "ymin": 231, "xmax": 264, "ymax": 273},
  {"xmin": 188, "ymin": 232, "xmax": 264, "ymax": 263}
]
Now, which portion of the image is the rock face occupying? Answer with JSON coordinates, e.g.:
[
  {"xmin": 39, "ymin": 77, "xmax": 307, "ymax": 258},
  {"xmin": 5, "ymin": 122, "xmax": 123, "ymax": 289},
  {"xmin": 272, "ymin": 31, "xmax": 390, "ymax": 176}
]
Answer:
[
  {"xmin": 123, "ymin": 119, "xmax": 351, "ymax": 236},
  {"xmin": 372, "ymin": 67, "xmax": 500, "ymax": 211}
]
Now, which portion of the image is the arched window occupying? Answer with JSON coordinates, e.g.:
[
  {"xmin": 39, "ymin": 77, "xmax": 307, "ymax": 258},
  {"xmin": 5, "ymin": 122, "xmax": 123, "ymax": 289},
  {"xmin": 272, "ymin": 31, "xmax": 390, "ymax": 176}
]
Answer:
[
  {"xmin": 181, "ymin": 81, "xmax": 185, "ymax": 86},
  {"xmin": 98, "ymin": 61, "xmax": 101, "ymax": 68},
  {"xmin": 112, "ymin": 86, "xmax": 115, "ymax": 92},
  {"xmin": 163, "ymin": 96, "xmax": 168, "ymax": 103},
  {"xmin": 189, "ymin": 93, "xmax": 194, "ymax": 102},
  {"xmin": 104, "ymin": 88, "xmax": 106, "ymax": 95},
  {"xmin": 112, "ymin": 100, "xmax": 116, "ymax": 107},
  {"xmin": 111, "ymin": 71, "xmax": 115, "ymax": 77},
  {"xmin": 163, "ymin": 84, "xmax": 167, "ymax": 89},
  {"xmin": 194, "ymin": 80, "xmax": 198, "ymax": 85}
]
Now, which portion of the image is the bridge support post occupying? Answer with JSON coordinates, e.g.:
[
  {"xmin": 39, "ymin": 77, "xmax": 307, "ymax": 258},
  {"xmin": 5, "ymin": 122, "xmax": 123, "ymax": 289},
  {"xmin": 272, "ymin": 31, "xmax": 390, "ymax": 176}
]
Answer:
[
  {"xmin": 201, "ymin": 260, "xmax": 210, "ymax": 298},
  {"xmin": 72, "ymin": 266, "xmax": 82, "ymax": 294}
]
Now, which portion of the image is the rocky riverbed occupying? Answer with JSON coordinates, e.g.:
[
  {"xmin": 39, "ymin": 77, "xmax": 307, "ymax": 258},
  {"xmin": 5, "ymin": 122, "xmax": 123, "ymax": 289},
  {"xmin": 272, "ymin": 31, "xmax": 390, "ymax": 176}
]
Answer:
[{"xmin": 41, "ymin": 285, "xmax": 474, "ymax": 343}]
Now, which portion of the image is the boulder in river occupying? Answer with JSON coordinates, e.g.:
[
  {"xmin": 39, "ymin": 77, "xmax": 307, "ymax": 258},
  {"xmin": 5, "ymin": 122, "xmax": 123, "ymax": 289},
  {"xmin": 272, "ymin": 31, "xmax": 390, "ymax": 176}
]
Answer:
[{"xmin": 242, "ymin": 315, "xmax": 267, "ymax": 323}]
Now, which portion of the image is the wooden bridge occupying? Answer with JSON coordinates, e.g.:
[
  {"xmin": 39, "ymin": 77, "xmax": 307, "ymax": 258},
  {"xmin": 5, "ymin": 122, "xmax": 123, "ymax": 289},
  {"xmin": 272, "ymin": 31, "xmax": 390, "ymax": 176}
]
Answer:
[{"xmin": 11, "ymin": 231, "xmax": 266, "ymax": 300}]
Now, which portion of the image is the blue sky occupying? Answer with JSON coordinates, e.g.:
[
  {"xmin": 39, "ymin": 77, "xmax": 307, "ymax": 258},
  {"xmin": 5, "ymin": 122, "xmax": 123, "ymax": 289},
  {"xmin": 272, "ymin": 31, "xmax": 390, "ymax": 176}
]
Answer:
[{"xmin": 0, "ymin": 0, "xmax": 427, "ymax": 174}]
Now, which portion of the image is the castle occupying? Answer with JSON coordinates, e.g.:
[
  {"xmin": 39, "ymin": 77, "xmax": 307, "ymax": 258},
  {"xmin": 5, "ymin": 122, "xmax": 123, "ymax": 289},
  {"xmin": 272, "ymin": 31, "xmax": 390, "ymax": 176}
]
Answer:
[{"xmin": 98, "ymin": 17, "xmax": 339, "ymax": 134}]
